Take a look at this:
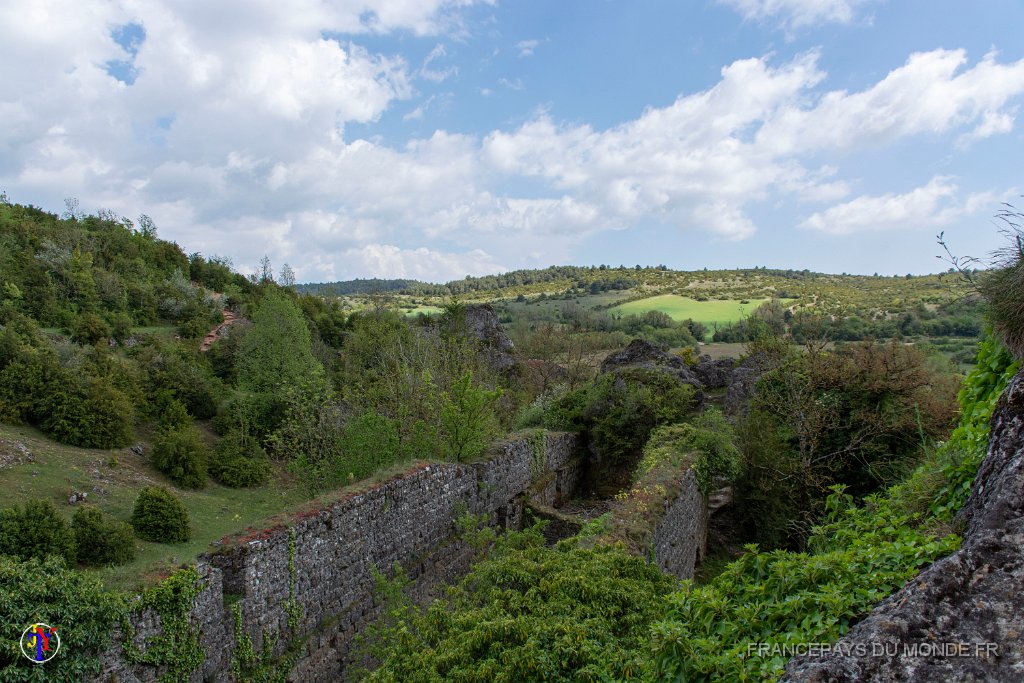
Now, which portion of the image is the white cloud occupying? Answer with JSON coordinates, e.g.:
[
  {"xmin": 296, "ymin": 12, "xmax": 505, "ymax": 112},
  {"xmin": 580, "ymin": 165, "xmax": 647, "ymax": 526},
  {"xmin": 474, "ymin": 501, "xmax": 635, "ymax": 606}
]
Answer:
[
  {"xmin": 337, "ymin": 244, "xmax": 507, "ymax": 281},
  {"xmin": 719, "ymin": 0, "xmax": 873, "ymax": 29},
  {"xmin": 516, "ymin": 39, "xmax": 540, "ymax": 57},
  {"xmin": 759, "ymin": 49, "xmax": 1024, "ymax": 154},
  {"xmin": 419, "ymin": 44, "xmax": 457, "ymax": 83},
  {"xmin": 1, "ymin": 0, "xmax": 1022, "ymax": 285},
  {"xmin": 799, "ymin": 176, "xmax": 1001, "ymax": 235}
]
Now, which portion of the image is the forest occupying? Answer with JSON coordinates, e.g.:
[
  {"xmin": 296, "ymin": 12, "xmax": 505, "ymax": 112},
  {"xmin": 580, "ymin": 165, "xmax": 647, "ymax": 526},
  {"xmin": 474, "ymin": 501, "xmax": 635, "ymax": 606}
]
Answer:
[{"xmin": 0, "ymin": 195, "xmax": 1021, "ymax": 682}]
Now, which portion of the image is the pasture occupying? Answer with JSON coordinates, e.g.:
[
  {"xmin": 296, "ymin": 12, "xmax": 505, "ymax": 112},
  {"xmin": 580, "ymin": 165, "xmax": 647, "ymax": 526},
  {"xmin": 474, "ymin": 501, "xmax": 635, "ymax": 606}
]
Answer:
[{"xmin": 610, "ymin": 294, "xmax": 782, "ymax": 330}]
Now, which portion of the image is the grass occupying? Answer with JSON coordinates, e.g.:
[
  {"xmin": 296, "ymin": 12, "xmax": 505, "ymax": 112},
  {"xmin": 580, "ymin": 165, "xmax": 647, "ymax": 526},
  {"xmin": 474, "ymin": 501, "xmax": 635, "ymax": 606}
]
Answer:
[
  {"xmin": 610, "ymin": 294, "xmax": 786, "ymax": 329},
  {"xmin": 0, "ymin": 422, "xmax": 309, "ymax": 591}
]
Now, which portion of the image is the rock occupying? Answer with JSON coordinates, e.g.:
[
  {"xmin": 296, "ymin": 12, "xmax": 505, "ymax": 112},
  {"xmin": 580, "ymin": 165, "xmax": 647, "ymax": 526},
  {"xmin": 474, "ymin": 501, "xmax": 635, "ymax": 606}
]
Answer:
[
  {"xmin": 783, "ymin": 367, "xmax": 1024, "ymax": 682},
  {"xmin": 459, "ymin": 304, "xmax": 520, "ymax": 376},
  {"xmin": 692, "ymin": 356, "xmax": 736, "ymax": 389},
  {"xmin": 600, "ymin": 339, "xmax": 704, "ymax": 389},
  {"xmin": 129, "ymin": 443, "xmax": 146, "ymax": 457},
  {"xmin": 68, "ymin": 491, "xmax": 88, "ymax": 504}
]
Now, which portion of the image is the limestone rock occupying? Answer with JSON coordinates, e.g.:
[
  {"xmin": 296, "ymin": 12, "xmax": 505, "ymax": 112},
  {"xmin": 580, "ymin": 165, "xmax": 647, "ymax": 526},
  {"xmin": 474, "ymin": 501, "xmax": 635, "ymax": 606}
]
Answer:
[
  {"xmin": 460, "ymin": 304, "xmax": 520, "ymax": 376},
  {"xmin": 692, "ymin": 355, "xmax": 736, "ymax": 389},
  {"xmin": 600, "ymin": 339, "xmax": 703, "ymax": 390}
]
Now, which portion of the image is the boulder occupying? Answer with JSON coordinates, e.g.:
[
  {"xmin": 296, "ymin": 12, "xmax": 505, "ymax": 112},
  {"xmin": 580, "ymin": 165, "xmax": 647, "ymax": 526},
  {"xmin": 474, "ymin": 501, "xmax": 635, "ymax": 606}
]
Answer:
[
  {"xmin": 783, "ymin": 368, "xmax": 1024, "ymax": 682},
  {"xmin": 693, "ymin": 355, "xmax": 737, "ymax": 389}
]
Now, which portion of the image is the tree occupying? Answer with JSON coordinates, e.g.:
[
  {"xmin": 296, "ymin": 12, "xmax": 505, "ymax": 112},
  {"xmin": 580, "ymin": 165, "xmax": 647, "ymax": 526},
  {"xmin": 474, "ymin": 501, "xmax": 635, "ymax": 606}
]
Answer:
[
  {"xmin": 258, "ymin": 255, "xmax": 274, "ymax": 284},
  {"xmin": 236, "ymin": 289, "xmax": 322, "ymax": 393},
  {"xmin": 279, "ymin": 263, "xmax": 296, "ymax": 287}
]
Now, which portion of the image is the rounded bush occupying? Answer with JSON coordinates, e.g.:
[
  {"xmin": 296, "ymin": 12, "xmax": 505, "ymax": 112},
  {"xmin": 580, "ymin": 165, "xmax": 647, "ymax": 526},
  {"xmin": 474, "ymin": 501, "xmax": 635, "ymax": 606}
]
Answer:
[
  {"xmin": 0, "ymin": 499, "xmax": 76, "ymax": 564},
  {"xmin": 131, "ymin": 486, "xmax": 191, "ymax": 543},
  {"xmin": 72, "ymin": 506, "xmax": 136, "ymax": 566},
  {"xmin": 209, "ymin": 430, "xmax": 271, "ymax": 488},
  {"xmin": 152, "ymin": 426, "xmax": 209, "ymax": 489}
]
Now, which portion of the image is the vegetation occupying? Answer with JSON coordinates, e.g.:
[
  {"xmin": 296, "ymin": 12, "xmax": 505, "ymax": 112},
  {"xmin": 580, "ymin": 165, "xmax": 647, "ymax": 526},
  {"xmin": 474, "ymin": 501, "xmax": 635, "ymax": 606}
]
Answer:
[
  {"xmin": 130, "ymin": 486, "xmax": 191, "ymax": 543},
  {"xmin": 0, "ymin": 499, "xmax": 76, "ymax": 564},
  {"xmin": 365, "ymin": 524, "xmax": 675, "ymax": 682},
  {"xmin": 650, "ymin": 489, "xmax": 960, "ymax": 682},
  {"xmin": 72, "ymin": 506, "xmax": 137, "ymax": 567}
]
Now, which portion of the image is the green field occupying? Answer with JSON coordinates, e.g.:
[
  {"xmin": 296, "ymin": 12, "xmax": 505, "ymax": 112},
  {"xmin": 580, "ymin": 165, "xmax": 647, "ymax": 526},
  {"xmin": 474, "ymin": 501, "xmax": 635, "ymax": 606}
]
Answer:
[{"xmin": 610, "ymin": 295, "xmax": 785, "ymax": 329}]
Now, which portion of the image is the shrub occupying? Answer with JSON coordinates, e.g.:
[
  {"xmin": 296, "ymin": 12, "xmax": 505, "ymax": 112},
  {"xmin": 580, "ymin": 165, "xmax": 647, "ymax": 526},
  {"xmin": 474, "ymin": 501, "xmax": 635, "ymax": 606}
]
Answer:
[
  {"xmin": 640, "ymin": 408, "xmax": 741, "ymax": 494},
  {"xmin": 210, "ymin": 429, "xmax": 272, "ymax": 488},
  {"xmin": 0, "ymin": 555, "xmax": 125, "ymax": 680},
  {"xmin": 152, "ymin": 426, "xmax": 209, "ymax": 489},
  {"xmin": 71, "ymin": 506, "xmax": 136, "ymax": 566},
  {"xmin": 131, "ymin": 487, "xmax": 191, "ymax": 543},
  {"xmin": 978, "ymin": 208, "xmax": 1024, "ymax": 358},
  {"xmin": 439, "ymin": 371, "xmax": 502, "ymax": 462},
  {"xmin": 69, "ymin": 312, "xmax": 111, "ymax": 346},
  {"xmin": 365, "ymin": 529, "xmax": 674, "ymax": 682},
  {"xmin": 41, "ymin": 375, "xmax": 135, "ymax": 448},
  {"xmin": 0, "ymin": 500, "xmax": 76, "ymax": 564}
]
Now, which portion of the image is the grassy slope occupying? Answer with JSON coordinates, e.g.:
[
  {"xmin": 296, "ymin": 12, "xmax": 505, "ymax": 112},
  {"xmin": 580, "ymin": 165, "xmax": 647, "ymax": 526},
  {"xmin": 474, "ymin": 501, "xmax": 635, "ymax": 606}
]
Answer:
[{"xmin": 0, "ymin": 422, "xmax": 308, "ymax": 591}]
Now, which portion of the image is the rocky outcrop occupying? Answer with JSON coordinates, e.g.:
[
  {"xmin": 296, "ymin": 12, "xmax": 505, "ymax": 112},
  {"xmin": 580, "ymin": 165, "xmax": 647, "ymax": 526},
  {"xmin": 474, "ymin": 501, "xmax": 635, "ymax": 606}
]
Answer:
[
  {"xmin": 784, "ymin": 368, "xmax": 1024, "ymax": 682},
  {"xmin": 600, "ymin": 339, "xmax": 703, "ymax": 389},
  {"xmin": 692, "ymin": 355, "xmax": 736, "ymax": 389},
  {"xmin": 461, "ymin": 304, "xmax": 519, "ymax": 375}
]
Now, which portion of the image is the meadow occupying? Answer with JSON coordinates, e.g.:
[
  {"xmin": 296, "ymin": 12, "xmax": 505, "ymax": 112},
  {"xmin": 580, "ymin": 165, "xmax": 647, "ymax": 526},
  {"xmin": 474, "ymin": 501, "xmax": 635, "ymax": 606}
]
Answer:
[{"xmin": 610, "ymin": 294, "xmax": 791, "ymax": 332}]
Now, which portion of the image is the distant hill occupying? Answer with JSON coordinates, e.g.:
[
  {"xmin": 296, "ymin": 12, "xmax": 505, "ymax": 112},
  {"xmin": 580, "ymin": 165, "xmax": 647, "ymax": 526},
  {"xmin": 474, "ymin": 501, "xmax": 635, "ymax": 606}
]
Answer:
[{"xmin": 295, "ymin": 278, "xmax": 430, "ymax": 296}]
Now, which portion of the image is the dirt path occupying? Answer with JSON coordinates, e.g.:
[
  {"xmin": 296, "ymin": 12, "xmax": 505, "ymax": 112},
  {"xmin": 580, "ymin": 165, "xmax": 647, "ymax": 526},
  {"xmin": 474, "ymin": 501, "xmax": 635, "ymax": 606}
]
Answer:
[{"xmin": 200, "ymin": 307, "xmax": 239, "ymax": 352}]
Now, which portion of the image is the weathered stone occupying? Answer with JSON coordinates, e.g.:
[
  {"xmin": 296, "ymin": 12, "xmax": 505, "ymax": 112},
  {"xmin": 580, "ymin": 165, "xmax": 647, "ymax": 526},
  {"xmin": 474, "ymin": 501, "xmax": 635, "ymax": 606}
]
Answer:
[
  {"xmin": 651, "ymin": 467, "xmax": 709, "ymax": 580},
  {"xmin": 692, "ymin": 356, "xmax": 736, "ymax": 389},
  {"xmin": 783, "ymin": 368, "xmax": 1024, "ymax": 682},
  {"xmin": 461, "ymin": 303, "xmax": 520, "ymax": 375},
  {"xmin": 94, "ymin": 431, "xmax": 585, "ymax": 683}
]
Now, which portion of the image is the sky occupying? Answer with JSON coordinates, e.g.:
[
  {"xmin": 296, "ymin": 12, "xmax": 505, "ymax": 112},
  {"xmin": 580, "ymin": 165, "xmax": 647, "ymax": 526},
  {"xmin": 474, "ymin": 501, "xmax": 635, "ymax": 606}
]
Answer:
[{"xmin": 2, "ymin": 0, "xmax": 1023, "ymax": 283}]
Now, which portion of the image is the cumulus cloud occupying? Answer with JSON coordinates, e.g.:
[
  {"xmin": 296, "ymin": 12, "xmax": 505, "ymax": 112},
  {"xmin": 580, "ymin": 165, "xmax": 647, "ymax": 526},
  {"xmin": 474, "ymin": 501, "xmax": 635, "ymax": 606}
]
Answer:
[
  {"xmin": 1, "ymin": 0, "xmax": 1023, "ymax": 283},
  {"xmin": 718, "ymin": 0, "xmax": 874, "ymax": 29},
  {"xmin": 335, "ymin": 244, "xmax": 507, "ymax": 281},
  {"xmin": 799, "ymin": 177, "xmax": 1001, "ymax": 235}
]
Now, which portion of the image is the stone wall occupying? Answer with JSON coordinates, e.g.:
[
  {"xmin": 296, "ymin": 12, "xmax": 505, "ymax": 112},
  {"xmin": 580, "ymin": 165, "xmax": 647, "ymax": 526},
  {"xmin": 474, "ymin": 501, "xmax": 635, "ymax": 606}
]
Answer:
[
  {"xmin": 650, "ymin": 467, "xmax": 708, "ymax": 580},
  {"xmin": 95, "ymin": 431, "xmax": 582, "ymax": 683}
]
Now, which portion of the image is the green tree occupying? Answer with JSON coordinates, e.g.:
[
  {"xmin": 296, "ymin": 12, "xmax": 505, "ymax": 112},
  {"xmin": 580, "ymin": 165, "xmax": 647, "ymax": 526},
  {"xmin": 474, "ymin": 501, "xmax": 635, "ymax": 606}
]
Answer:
[{"xmin": 236, "ymin": 289, "xmax": 322, "ymax": 393}]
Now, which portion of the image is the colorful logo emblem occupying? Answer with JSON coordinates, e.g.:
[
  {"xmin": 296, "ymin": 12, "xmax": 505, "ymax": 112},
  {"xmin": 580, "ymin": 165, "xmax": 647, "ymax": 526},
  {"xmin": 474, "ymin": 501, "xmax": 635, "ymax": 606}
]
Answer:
[{"xmin": 20, "ymin": 623, "xmax": 60, "ymax": 664}]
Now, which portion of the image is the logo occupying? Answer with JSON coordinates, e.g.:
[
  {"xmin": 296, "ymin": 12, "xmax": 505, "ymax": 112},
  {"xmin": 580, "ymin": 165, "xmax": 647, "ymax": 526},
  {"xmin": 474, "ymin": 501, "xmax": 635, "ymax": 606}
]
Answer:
[{"xmin": 20, "ymin": 623, "xmax": 60, "ymax": 664}]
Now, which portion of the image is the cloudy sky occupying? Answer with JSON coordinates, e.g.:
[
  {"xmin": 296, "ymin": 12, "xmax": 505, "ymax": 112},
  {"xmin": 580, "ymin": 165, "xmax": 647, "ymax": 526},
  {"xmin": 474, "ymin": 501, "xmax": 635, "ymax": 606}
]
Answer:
[{"xmin": 2, "ymin": 0, "xmax": 1023, "ymax": 283}]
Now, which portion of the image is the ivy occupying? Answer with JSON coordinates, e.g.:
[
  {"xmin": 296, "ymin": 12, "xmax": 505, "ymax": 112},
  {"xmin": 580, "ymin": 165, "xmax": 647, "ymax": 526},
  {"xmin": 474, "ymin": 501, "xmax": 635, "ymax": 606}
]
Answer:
[
  {"xmin": 121, "ymin": 566, "xmax": 204, "ymax": 683},
  {"xmin": 931, "ymin": 336, "xmax": 1021, "ymax": 519},
  {"xmin": 229, "ymin": 528, "xmax": 303, "ymax": 683}
]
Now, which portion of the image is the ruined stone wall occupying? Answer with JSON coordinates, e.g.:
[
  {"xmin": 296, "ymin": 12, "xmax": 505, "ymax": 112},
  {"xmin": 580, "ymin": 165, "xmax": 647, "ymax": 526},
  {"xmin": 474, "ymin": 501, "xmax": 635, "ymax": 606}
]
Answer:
[
  {"xmin": 95, "ymin": 431, "xmax": 582, "ymax": 683},
  {"xmin": 650, "ymin": 467, "xmax": 708, "ymax": 580}
]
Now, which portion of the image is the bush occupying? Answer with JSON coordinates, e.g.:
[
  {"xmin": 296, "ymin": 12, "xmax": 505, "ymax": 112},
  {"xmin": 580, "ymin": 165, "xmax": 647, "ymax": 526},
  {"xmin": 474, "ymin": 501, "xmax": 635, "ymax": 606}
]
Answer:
[
  {"xmin": 152, "ymin": 426, "xmax": 209, "ymax": 489},
  {"xmin": 69, "ymin": 312, "xmax": 111, "ymax": 346},
  {"xmin": 544, "ymin": 368, "xmax": 699, "ymax": 464},
  {"xmin": 131, "ymin": 486, "xmax": 191, "ymax": 543},
  {"xmin": 978, "ymin": 209, "xmax": 1024, "ymax": 358},
  {"xmin": 650, "ymin": 489, "xmax": 960, "ymax": 682},
  {"xmin": 640, "ymin": 408, "xmax": 741, "ymax": 494},
  {"xmin": 210, "ymin": 430, "xmax": 272, "ymax": 487},
  {"xmin": 41, "ymin": 375, "xmax": 135, "ymax": 448},
  {"xmin": 0, "ymin": 555, "xmax": 125, "ymax": 681},
  {"xmin": 71, "ymin": 506, "xmax": 136, "ymax": 566},
  {"xmin": 366, "ymin": 529, "xmax": 674, "ymax": 682},
  {"xmin": 0, "ymin": 500, "xmax": 76, "ymax": 564}
]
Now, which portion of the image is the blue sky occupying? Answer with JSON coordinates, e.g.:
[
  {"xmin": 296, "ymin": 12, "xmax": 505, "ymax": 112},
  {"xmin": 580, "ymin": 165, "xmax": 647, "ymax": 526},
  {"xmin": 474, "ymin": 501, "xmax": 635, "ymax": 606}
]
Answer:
[{"xmin": 1, "ymin": 1, "xmax": 1022, "ymax": 282}]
